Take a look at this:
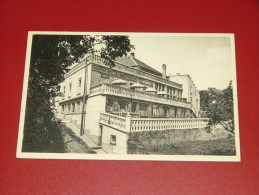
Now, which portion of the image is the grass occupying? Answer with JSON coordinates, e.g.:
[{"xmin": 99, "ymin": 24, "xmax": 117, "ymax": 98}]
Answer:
[
  {"xmin": 60, "ymin": 124, "xmax": 96, "ymax": 154},
  {"xmin": 128, "ymin": 137, "xmax": 236, "ymax": 156}
]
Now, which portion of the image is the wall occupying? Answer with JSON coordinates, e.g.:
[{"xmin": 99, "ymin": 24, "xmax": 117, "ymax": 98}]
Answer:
[
  {"xmin": 91, "ymin": 64, "xmax": 152, "ymax": 89},
  {"xmin": 170, "ymin": 74, "xmax": 200, "ymax": 116},
  {"xmin": 101, "ymin": 125, "xmax": 128, "ymax": 154},
  {"xmin": 91, "ymin": 63, "xmax": 182, "ymax": 99},
  {"xmin": 60, "ymin": 67, "xmax": 85, "ymax": 100},
  {"xmin": 127, "ymin": 126, "xmax": 229, "ymax": 153},
  {"xmin": 84, "ymin": 95, "xmax": 106, "ymax": 145}
]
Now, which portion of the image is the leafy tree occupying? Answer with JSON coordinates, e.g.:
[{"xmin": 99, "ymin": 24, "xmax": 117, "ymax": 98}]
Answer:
[
  {"xmin": 22, "ymin": 35, "xmax": 134, "ymax": 152},
  {"xmin": 200, "ymin": 81, "xmax": 234, "ymax": 134}
]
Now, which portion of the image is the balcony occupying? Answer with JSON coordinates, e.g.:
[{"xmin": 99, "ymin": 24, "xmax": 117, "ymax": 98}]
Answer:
[{"xmin": 90, "ymin": 84, "xmax": 193, "ymax": 110}]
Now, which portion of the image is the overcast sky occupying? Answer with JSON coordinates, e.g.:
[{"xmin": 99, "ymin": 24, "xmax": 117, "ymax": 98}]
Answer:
[{"xmin": 128, "ymin": 34, "xmax": 235, "ymax": 90}]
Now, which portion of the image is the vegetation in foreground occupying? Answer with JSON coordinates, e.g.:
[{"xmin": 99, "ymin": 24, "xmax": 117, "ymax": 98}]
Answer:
[
  {"xmin": 128, "ymin": 137, "xmax": 236, "ymax": 156},
  {"xmin": 22, "ymin": 119, "xmax": 66, "ymax": 153},
  {"xmin": 22, "ymin": 120, "xmax": 96, "ymax": 154},
  {"xmin": 22, "ymin": 35, "xmax": 133, "ymax": 152}
]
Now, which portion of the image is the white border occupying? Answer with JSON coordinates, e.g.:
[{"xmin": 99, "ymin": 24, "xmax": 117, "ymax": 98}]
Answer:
[{"xmin": 16, "ymin": 32, "xmax": 240, "ymax": 162}]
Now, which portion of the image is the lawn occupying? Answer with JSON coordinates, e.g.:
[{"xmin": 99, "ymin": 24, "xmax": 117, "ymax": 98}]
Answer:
[{"xmin": 128, "ymin": 137, "xmax": 236, "ymax": 156}]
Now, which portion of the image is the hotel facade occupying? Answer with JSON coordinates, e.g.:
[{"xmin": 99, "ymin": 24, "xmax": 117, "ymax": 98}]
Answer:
[{"xmin": 56, "ymin": 54, "xmax": 208, "ymax": 154}]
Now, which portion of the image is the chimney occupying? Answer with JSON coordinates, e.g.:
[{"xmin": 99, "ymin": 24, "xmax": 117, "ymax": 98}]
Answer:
[
  {"xmin": 130, "ymin": 52, "xmax": 135, "ymax": 58},
  {"xmin": 162, "ymin": 64, "xmax": 166, "ymax": 79}
]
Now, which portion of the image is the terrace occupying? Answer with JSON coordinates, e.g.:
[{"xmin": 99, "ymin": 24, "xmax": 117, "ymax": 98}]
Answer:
[
  {"xmin": 99, "ymin": 112, "xmax": 209, "ymax": 133},
  {"xmin": 90, "ymin": 83, "xmax": 198, "ymax": 115}
]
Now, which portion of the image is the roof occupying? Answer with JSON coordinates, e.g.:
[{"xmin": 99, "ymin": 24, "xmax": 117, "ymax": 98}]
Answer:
[{"xmin": 116, "ymin": 55, "xmax": 162, "ymax": 76}]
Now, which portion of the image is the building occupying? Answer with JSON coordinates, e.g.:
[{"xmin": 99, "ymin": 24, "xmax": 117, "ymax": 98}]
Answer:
[
  {"xmin": 56, "ymin": 53, "xmax": 208, "ymax": 154},
  {"xmin": 169, "ymin": 73, "xmax": 200, "ymax": 117}
]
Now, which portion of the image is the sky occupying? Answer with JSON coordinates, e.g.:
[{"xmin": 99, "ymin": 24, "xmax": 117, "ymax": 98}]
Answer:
[{"xmin": 128, "ymin": 34, "xmax": 235, "ymax": 90}]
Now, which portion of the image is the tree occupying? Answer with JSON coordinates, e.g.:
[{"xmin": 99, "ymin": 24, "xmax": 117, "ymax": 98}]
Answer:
[
  {"xmin": 200, "ymin": 81, "xmax": 234, "ymax": 134},
  {"xmin": 22, "ymin": 35, "xmax": 134, "ymax": 152}
]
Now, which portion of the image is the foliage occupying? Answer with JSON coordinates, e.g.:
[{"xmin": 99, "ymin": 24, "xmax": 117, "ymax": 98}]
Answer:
[
  {"xmin": 199, "ymin": 81, "xmax": 234, "ymax": 133},
  {"xmin": 128, "ymin": 137, "xmax": 236, "ymax": 156},
  {"xmin": 22, "ymin": 35, "xmax": 134, "ymax": 152}
]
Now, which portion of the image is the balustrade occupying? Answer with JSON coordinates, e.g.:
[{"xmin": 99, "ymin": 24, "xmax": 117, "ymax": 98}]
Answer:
[
  {"xmin": 90, "ymin": 84, "xmax": 194, "ymax": 112},
  {"xmin": 110, "ymin": 112, "xmax": 140, "ymax": 118},
  {"xmin": 99, "ymin": 112, "xmax": 126, "ymax": 131},
  {"xmin": 100, "ymin": 112, "xmax": 209, "ymax": 133}
]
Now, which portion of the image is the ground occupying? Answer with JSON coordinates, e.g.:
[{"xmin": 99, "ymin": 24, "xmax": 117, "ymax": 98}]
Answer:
[
  {"xmin": 60, "ymin": 124, "xmax": 96, "ymax": 154},
  {"xmin": 128, "ymin": 136, "xmax": 236, "ymax": 155}
]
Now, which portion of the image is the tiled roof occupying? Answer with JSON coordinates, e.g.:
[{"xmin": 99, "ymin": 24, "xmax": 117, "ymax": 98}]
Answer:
[
  {"xmin": 133, "ymin": 57, "xmax": 162, "ymax": 76},
  {"xmin": 116, "ymin": 55, "xmax": 162, "ymax": 76},
  {"xmin": 116, "ymin": 56, "xmax": 137, "ymax": 67}
]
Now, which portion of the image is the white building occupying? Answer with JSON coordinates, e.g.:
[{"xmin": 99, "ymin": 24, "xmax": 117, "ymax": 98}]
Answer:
[
  {"xmin": 169, "ymin": 73, "xmax": 200, "ymax": 116},
  {"xmin": 56, "ymin": 54, "xmax": 207, "ymax": 154}
]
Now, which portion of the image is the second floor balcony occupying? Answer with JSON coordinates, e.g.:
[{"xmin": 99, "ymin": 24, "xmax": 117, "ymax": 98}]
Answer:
[{"xmin": 90, "ymin": 84, "xmax": 193, "ymax": 110}]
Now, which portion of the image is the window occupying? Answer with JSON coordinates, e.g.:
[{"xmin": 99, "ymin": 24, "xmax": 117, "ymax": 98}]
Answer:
[
  {"xmin": 118, "ymin": 100, "xmax": 126, "ymax": 110},
  {"xmin": 77, "ymin": 78, "xmax": 82, "ymax": 95},
  {"xmin": 72, "ymin": 102, "xmax": 75, "ymax": 113},
  {"xmin": 139, "ymin": 103, "xmax": 147, "ymax": 110},
  {"xmin": 77, "ymin": 101, "xmax": 81, "ymax": 113},
  {"xmin": 164, "ymin": 107, "xmax": 168, "ymax": 117},
  {"xmin": 62, "ymin": 105, "xmax": 64, "ymax": 113},
  {"xmin": 152, "ymin": 105, "xmax": 159, "ymax": 116},
  {"xmin": 110, "ymin": 135, "xmax": 116, "ymax": 145},
  {"xmin": 62, "ymin": 86, "xmax": 66, "ymax": 98},
  {"xmin": 68, "ymin": 104, "xmax": 70, "ymax": 113},
  {"xmin": 106, "ymin": 98, "xmax": 114, "ymax": 112},
  {"xmin": 131, "ymin": 102, "xmax": 137, "ymax": 112},
  {"xmin": 68, "ymin": 83, "xmax": 72, "ymax": 97},
  {"xmin": 107, "ymin": 98, "xmax": 114, "ymax": 107}
]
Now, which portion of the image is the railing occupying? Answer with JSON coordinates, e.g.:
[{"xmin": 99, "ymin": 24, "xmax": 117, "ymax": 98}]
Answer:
[
  {"xmin": 110, "ymin": 112, "xmax": 140, "ymax": 118},
  {"xmin": 130, "ymin": 118, "xmax": 209, "ymax": 132},
  {"xmin": 99, "ymin": 112, "xmax": 209, "ymax": 133},
  {"xmin": 99, "ymin": 112, "xmax": 126, "ymax": 131},
  {"xmin": 90, "ymin": 84, "xmax": 193, "ymax": 110}
]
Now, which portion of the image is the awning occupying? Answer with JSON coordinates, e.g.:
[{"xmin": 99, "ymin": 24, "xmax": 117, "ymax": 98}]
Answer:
[
  {"xmin": 145, "ymin": 87, "xmax": 157, "ymax": 92},
  {"xmin": 130, "ymin": 83, "xmax": 145, "ymax": 89},
  {"xmin": 156, "ymin": 91, "xmax": 168, "ymax": 95},
  {"xmin": 112, "ymin": 79, "xmax": 127, "ymax": 85}
]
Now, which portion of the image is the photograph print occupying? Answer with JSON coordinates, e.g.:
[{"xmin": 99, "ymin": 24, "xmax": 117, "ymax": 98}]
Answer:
[{"xmin": 17, "ymin": 32, "xmax": 240, "ymax": 161}]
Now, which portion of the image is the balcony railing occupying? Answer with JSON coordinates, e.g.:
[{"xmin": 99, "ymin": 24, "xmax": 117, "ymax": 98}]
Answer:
[
  {"xmin": 90, "ymin": 84, "xmax": 193, "ymax": 111},
  {"xmin": 130, "ymin": 118, "xmax": 209, "ymax": 132},
  {"xmin": 99, "ymin": 112, "xmax": 209, "ymax": 133},
  {"xmin": 99, "ymin": 112, "xmax": 126, "ymax": 131},
  {"xmin": 110, "ymin": 112, "xmax": 140, "ymax": 118}
]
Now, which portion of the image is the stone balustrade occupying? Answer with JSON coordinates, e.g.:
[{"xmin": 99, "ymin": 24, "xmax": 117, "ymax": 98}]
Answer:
[
  {"xmin": 110, "ymin": 112, "xmax": 140, "ymax": 118},
  {"xmin": 90, "ymin": 84, "xmax": 194, "ymax": 112},
  {"xmin": 100, "ymin": 112, "xmax": 209, "ymax": 133},
  {"xmin": 99, "ymin": 112, "xmax": 126, "ymax": 131},
  {"xmin": 130, "ymin": 118, "xmax": 209, "ymax": 132},
  {"xmin": 90, "ymin": 84, "xmax": 192, "ymax": 109}
]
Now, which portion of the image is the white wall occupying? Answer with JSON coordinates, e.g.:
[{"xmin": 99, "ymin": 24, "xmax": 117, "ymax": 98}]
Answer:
[
  {"xmin": 170, "ymin": 74, "xmax": 200, "ymax": 115},
  {"xmin": 85, "ymin": 95, "xmax": 106, "ymax": 137},
  {"xmin": 101, "ymin": 126, "xmax": 128, "ymax": 154}
]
